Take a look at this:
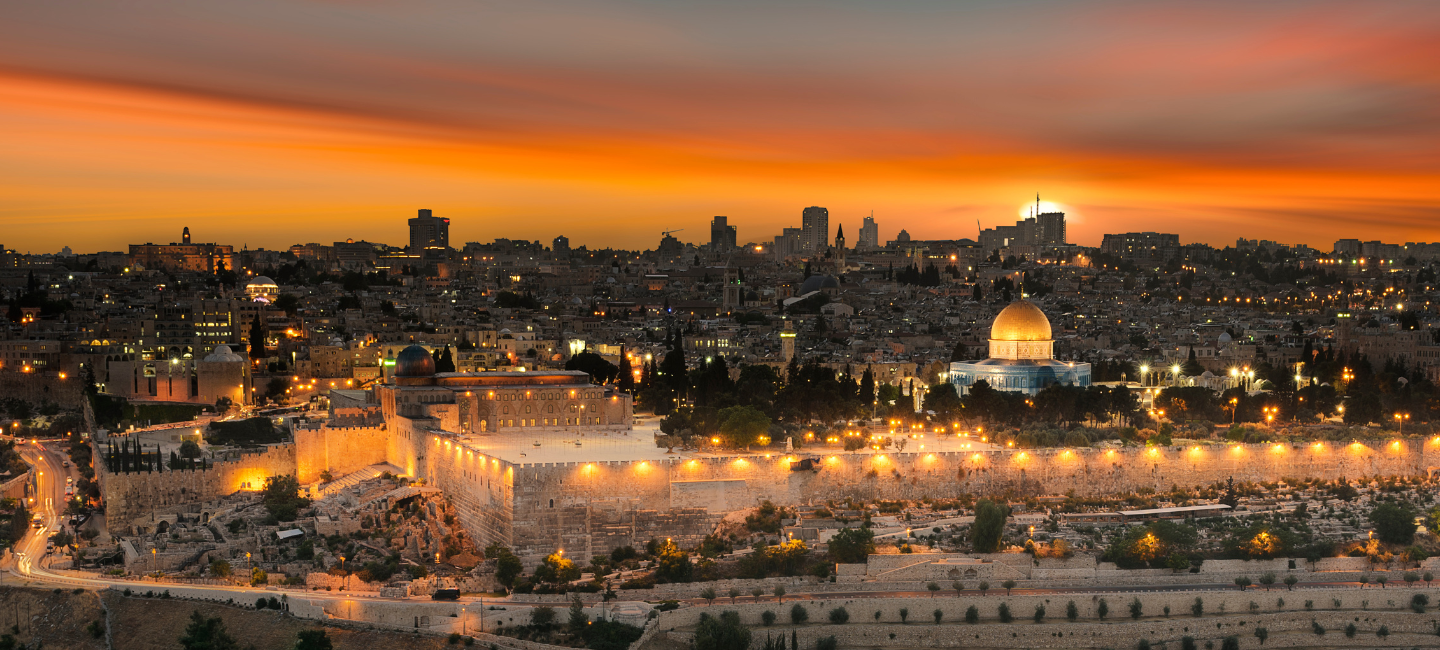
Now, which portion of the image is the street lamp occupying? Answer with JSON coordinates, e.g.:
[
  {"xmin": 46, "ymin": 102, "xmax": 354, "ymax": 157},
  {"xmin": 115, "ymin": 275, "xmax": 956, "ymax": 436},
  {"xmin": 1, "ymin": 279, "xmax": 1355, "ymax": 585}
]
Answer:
[
  {"xmin": 1139, "ymin": 365, "xmax": 1149, "ymax": 386},
  {"xmin": 1230, "ymin": 398, "xmax": 1239, "ymax": 425},
  {"xmin": 1395, "ymin": 413, "xmax": 1410, "ymax": 435}
]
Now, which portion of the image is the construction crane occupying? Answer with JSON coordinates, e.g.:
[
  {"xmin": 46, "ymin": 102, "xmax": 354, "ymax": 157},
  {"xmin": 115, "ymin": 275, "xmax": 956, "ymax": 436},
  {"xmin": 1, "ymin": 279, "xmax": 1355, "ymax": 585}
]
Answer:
[{"xmin": 661, "ymin": 228, "xmax": 684, "ymax": 237}]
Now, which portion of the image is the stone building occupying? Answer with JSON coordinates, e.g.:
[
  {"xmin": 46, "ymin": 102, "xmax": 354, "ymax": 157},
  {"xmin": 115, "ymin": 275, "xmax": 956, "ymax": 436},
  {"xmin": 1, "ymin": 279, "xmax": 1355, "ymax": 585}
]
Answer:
[{"xmin": 948, "ymin": 300, "xmax": 1091, "ymax": 395}]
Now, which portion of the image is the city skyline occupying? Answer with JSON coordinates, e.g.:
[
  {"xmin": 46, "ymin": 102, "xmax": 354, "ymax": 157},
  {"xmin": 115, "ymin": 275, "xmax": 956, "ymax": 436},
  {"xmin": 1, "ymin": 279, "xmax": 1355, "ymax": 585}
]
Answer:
[{"xmin": 4, "ymin": 1, "xmax": 1440, "ymax": 252}]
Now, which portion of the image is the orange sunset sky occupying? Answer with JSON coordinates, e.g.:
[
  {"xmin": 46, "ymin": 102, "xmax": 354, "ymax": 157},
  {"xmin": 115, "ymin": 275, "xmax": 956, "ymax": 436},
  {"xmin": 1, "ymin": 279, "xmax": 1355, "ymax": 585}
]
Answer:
[{"xmin": 2, "ymin": 1, "xmax": 1438, "ymax": 253}]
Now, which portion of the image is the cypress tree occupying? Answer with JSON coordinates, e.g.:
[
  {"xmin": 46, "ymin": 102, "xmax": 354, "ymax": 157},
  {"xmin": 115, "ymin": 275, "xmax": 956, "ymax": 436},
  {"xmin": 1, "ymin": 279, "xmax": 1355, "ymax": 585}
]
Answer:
[
  {"xmin": 617, "ymin": 347, "xmax": 635, "ymax": 394},
  {"xmin": 248, "ymin": 314, "xmax": 266, "ymax": 360}
]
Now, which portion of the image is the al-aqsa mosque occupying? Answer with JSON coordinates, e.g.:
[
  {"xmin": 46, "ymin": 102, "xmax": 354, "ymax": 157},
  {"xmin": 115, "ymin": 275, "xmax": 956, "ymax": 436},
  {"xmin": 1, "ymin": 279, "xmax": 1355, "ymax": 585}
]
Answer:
[{"xmin": 948, "ymin": 299, "xmax": 1091, "ymax": 395}]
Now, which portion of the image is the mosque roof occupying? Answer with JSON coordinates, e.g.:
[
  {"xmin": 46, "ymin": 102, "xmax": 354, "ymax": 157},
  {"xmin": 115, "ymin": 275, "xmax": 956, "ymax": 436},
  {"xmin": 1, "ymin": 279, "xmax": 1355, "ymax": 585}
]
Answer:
[{"xmin": 989, "ymin": 300, "xmax": 1052, "ymax": 342}]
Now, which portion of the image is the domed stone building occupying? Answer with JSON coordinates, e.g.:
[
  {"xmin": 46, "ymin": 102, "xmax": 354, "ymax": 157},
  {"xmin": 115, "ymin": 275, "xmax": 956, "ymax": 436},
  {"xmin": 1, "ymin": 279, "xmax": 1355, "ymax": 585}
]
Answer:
[{"xmin": 948, "ymin": 300, "xmax": 1091, "ymax": 395}]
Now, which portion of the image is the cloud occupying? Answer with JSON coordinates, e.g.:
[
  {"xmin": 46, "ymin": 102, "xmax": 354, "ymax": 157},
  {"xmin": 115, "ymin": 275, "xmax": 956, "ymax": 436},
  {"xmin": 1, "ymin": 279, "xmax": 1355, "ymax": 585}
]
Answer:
[{"xmin": 1, "ymin": 0, "xmax": 1439, "ymax": 251}]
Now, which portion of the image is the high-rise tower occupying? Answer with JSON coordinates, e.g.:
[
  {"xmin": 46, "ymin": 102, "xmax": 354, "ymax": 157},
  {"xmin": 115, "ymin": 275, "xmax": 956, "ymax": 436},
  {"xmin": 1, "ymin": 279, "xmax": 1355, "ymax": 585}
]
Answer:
[
  {"xmin": 801, "ymin": 206, "xmax": 829, "ymax": 254},
  {"xmin": 408, "ymin": 209, "xmax": 450, "ymax": 253}
]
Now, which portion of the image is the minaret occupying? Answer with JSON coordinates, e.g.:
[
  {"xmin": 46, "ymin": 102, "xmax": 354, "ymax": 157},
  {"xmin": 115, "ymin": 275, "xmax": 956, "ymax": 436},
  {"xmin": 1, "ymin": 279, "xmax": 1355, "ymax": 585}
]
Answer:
[
  {"xmin": 182, "ymin": 227, "xmax": 191, "ymax": 245},
  {"xmin": 834, "ymin": 224, "xmax": 846, "ymax": 272},
  {"xmin": 780, "ymin": 321, "xmax": 796, "ymax": 364}
]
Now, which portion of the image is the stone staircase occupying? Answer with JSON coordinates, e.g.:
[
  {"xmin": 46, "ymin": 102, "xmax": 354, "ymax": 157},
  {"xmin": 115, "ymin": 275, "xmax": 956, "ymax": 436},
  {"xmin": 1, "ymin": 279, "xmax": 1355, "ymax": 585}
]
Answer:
[{"xmin": 313, "ymin": 463, "xmax": 404, "ymax": 498}]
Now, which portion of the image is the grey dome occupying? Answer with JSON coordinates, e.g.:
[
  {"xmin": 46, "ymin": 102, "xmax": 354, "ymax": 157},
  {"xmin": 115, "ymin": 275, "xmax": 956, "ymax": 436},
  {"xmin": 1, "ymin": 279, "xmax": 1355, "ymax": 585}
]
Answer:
[
  {"xmin": 202, "ymin": 345, "xmax": 243, "ymax": 363},
  {"xmin": 395, "ymin": 345, "xmax": 435, "ymax": 377},
  {"xmin": 799, "ymin": 274, "xmax": 840, "ymax": 294}
]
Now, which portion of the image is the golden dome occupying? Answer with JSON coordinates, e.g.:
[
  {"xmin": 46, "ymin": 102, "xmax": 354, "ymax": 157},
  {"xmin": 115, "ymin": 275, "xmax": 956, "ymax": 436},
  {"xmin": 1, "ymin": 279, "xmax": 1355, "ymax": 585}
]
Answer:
[{"xmin": 989, "ymin": 300, "xmax": 1052, "ymax": 342}]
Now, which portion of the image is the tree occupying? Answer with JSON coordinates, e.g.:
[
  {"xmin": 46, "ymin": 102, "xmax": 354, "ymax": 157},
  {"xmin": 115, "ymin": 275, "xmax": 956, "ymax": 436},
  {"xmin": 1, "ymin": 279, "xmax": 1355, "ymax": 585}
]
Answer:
[
  {"xmin": 260, "ymin": 475, "xmax": 309, "ymax": 522},
  {"xmin": 178, "ymin": 440, "xmax": 202, "ymax": 460},
  {"xmin": 1283, "ymin": 575, "xmax": 1298, "ymax": 591},
  {"xmin": 933, "ymin": 609, "xmax": 943, "ymax": 624},
  {"xmin": 1001, "ymin": 580, "xmax": 1016, "ymax": 595},
  {"xmin": 568, "ymin": 594, "xmax": 589, "ymax": 632},
  {"xmin": 565, "ymin": 351, "xmax": 619, "ymax": 384},
  {"xmin": 1259, "ymin": 572, "xmax": 1276, "ymax": 591},
  {"xmin": 828, "ymin": 608, "xmax": 849, "ymax": 624},
  {"xmin": 485, "ymin": 544, "xmax": 523, "ymax": 590},
  {"xmin": 617, "ymin": 349, "xmax": 636, "ymax": 394},
  {"xmin": 826, "ymin": 527, "xmax": 875, "ymax": 564},
  {"xmin": 434, "ymin": 345, "xmax": 456, "ymax": 373},
  {"xmin": 295, "ymin": 629, "xmax": 333, "ymax": 650},
  {"xmin": 1128, "ymin": 597, "xmax": 1143, "ymax": 619},
  {"xmin": 926, "ymin": 582, "xmax": 940, "ymax": 598},
  {"xmin": 717, "ymin": 406, "xmax": 772, "ymax": 447},
  {"xmin": 694, "ymin": 612, "xmax": 750, "ymax": 650},
  {"xmin": 523, "ymin": 606, "xmax": 554, "ymax": 630},
  {"xmin": 248, "ymin": 315, "xmax": 266, "ymax": 360},
  {"xmin": 977, "ymin": 581, "xmax": 989, "ymax": 595},
  {"xmin": 1096, "ymin": 599, "xmax": 1108, "ymax": 620},
  {"xmin": 701, "ymin": 587, "xmax": 717, "ymax": 605},
  {"xmin": 773, "ymin": 586, "xmax": 786, "ymax": 603},
  {"xmin": 952, "ymin": 581, "xmax": 964, "ymax": 597},
  {"xmin": 790, "ymin": 604, "xmax": 808, "ymax": 625},
  {"xmin": 179, "ymin": 610, "xmax": 240, "ymax": 650},
  {"xmin": 997, "ymin": 603, "xmax": 1012, "ymax": 623},
  {"xmin": 654, "ymin": 539, "xmax": 693, "ymax": 583},
  {"xmin": 969, "ymin": 499, "xmax": 1010, "ymax": 553},
  {"xmin": 1032, "ymin": 604, "xmax": 1045, "ymax": 623},
  {"xmin": 1234, "ymin": 576, "xmax": 1252, "ymax": 591},
  {"xmin": 1369, "ymin": 502, "xmax": 1417, "ymax": 545}
]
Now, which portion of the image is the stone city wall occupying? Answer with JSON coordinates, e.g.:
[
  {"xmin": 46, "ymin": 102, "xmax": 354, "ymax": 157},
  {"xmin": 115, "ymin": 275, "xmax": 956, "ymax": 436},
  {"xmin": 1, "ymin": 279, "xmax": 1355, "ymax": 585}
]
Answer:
[
  {"xmin": 293, "ymin": 424, "xmax": 388, "ymax": 484},
  {"xmin": 0, "ymin": 370, "xmax": 86, "ymax": 409},
  {"xmin": 434, "ymin": 439, "xmax": 1433, "ymax": 564},
  {"xmin": 99, "ymin": 443, "xmax": 297, "ymax": 528}
]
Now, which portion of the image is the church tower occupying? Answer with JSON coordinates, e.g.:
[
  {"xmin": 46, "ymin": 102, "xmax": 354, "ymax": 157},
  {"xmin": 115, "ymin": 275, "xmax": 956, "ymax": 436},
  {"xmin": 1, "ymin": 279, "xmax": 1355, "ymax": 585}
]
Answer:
[
  {"xmin": 722, "ymin": 269, "xmax": 742, "ymax": 310},
  {"xmin": 834, "ymin": 224, "xmax": 846, "ymax": 272}
]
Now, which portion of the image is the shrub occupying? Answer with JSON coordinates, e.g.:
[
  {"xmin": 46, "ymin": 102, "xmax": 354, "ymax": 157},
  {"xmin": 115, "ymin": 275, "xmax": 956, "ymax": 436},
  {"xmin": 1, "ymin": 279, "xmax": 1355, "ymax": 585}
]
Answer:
[
  {"xmin": 964, "ymin": 605, "xmax": 978, "ymax": 624},
  {"xmin": 997, "ymin": 603, "xmax": 1012, "ymax": 623},
  {"xmin": 1097, "ymin": 598, "xmax": 1108, "ymax": 620},
  {"xmin": 1179, "ymin": 636, "xmax": 1196, "ymax": 650},
  {"xmin": 1412, "ymin": 593, "xmax": 1430, "ymax": 613},
  {"xmin": 1191, "ymin": 597, "xmax": 1203, "ymax": 617},
  {"xmin": 86, "ymin": 620, "xmax": 105, "ymax": 639},
  {"xmin": 898, "ymin": 608, "xmax": 908, "ymax": 623},
  {"xmin": 978, "ymin": 581, "xmax": 989, "ymax": 594},
  {"xmin": 1376, "ymin": 625, "xmax": 1389, "ymax": 639},
  {"xmin": 932, "ymin": 609, "xmax": 942, "ymax": 624},
  {"xmin": 1129, "ymin": 597, "xmax": 1143, "ymax": 620},
  {"xmin": 827, "ymin": 608, "xmax": 848, "ymax": 625},
  {"xmin": 1137, "ymin": 640, "xmax": 1151, "ymax": 650},
  {"xmin": 815, "ymin": 637, "xmax": 837, "ymax": 650},
  {"xmin": 761, "ymin": 611, "xmax": 776, "ymax": 626},
  {"xmin": 1220, "ymin": 637, "xmax": 1239, "ymax": 650},
  {"xmin": 1032, "ymin": 604, "xmax": 1045, "ymax": 623},
  {"xmin": 448, "ymin": 632, "xmax": 464, "ymax": 644},
  {"xmin": 1254, "ymin": 627, "xmax": 1268, "ymax": 645},
  {"xmin": 1065, "ymin": 601, "xmax": 1078, "ymax": 622},
  {"xmin": 790, "ymin": 604, "xmax": 808, "ymax": 625},
  {"xmin": 1311, "ymin": 620, "xmax": 1325, "ymax": 635},
  {"xmin": 1343, "ymin": 623, "xmax": 1356, "ymax": 638}
]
